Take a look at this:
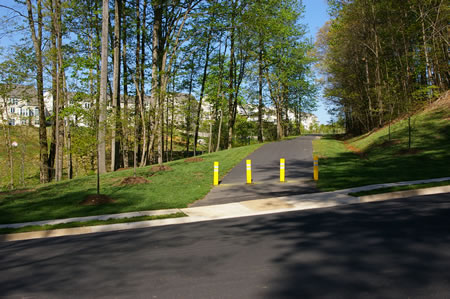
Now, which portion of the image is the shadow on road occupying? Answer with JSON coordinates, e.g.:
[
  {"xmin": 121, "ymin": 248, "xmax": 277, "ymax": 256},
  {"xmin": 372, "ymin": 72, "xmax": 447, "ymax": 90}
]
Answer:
[{"xmin": 1, "ymin": 193, "xmax": 449, "ymax": 298}]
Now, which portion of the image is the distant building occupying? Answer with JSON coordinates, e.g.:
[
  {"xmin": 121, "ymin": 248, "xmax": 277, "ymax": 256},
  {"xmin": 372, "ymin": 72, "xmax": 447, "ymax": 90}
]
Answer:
[
  {"xmin": 0, "ymin": 85, "xmax": 50, "ymax": 127},
  {"xmin": 1, "ymin": 85, "xmax": 318, "ymax": 131}
]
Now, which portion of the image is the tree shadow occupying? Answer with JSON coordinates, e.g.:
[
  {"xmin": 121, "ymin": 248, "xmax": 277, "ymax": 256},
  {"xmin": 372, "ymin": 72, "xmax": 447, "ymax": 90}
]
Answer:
[{"xmin": 1, "ymin": 193, "xmax": 449, "ymax": 298}]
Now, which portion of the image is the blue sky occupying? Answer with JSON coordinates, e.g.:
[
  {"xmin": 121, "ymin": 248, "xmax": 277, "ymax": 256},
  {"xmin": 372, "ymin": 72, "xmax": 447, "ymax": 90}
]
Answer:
[{"xmin": 303, "ymin": 0, "xmax": 331, "ymax": 124}]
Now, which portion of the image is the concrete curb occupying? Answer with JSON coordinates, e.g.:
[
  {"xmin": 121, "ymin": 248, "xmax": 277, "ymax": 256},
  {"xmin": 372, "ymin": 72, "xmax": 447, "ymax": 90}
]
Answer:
[
  {"xmin": 1, "ymin": 178, "xmax": 449, "ymax": 242},
  {"xmin": 358, "ymin": 185, "xmax": 450, "ymax": 202},
  {"xmin": 0, "ymin": 208, "xmax": 183, "ymax": 229}
]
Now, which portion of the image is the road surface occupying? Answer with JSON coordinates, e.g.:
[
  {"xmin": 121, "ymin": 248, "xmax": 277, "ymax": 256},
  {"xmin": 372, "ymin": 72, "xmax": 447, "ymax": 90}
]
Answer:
[
  {"xmin": 1, "ymin": 193, "xmax": 450, "ymax": 298},
  {"xmin": 192, "ymin": 135, "xmax": 319, "ymax": 206}
]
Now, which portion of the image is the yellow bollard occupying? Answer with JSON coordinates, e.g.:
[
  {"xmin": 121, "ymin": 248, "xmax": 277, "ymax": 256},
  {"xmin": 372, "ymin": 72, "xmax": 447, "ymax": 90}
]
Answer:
[
  {"xmin": 280, "ymin": 158, "xmax": 285, "ymax": 182},
  {"xmin": 313, "ymin": 155, "xmax": 319, "ymax": 181},
  {"xmin": 213, "ymin": 162, "xmax": 219, "ymax": 186},
  {"xmin": 246, "ymin": 160, "xmax": 252, "ymax": 184}
]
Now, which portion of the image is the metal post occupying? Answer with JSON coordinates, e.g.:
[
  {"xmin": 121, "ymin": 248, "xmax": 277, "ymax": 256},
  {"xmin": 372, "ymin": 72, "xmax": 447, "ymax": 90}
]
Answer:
[
  {"xmin": 280, "ymin": 158, "xmax": 285, "ymax": 182},
  {"xmin": 213, "ymin": 161, "xmax": 219, "ymax": 186},
  {"xmin": 246, "ymin": 160, "xmax": 252, "ymax": 184},
  {"xmin": 313, "ymin": 155, "xmax": 319, "ymax": 181}
]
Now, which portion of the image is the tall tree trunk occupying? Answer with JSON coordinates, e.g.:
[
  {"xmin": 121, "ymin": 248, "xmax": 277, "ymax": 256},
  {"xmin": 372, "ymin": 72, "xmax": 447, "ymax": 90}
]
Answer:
[
  {"xmin": 185, "ymin": 64, "xmax": 194, "ymax": 156},
  {"xmin": 55, "ymin": 0, "xmax": 64, "ymax": 182},
  {"xmin": 151, "ymin": 1, "xmax": 163, "ymax": 165},
  {"xmin": 257, "ymin": 38, "xmax": 264, "ymax": 142},
  {"xmin": 111, "ymin": 0, "xmax": 122, "ymax": 171},
  {"xmin": 194, "ymin": 37, "xmax": 211, "ymax": 156},
  {"xmin": 121, "ymin": 1, "xmax": 129, "ymax": 168},
  {"xmin": 98, "ymin": 0, "xmax": 109, "ymax": 174},
  {"xmin": 49, "ymin": 5, "xmax": 57, "ymax": 181},
  {"xmin": 227, "ymin": 1, "xmax": 236, "ymax": 149},
  {"xmin": 26, "ymin": 0, "xmax": 49, "ymax": 183}
]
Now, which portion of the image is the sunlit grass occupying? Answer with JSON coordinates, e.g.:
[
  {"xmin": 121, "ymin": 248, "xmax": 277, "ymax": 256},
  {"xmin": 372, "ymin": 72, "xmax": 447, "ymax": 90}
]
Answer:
[
  {"xmin": 0, "ymin": 143, "xmax": 263, "ymax": 224},
  {"xmin": 313, "ymin": 106, "xmax": 450, "ymax": 191}
]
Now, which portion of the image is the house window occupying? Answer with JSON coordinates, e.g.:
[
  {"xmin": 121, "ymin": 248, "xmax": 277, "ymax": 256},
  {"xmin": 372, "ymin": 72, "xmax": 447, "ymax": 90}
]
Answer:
[
  {"xmin": 84, "ymin": 103, "xmax": 91, "ymax": 109},
  {"xmin": 8, "ymin": 119, "xmax": 15, "ymax": 126},
  {"xmin": 29, "ymin": 109, "xmax": 33, "ymax": 116},
  {"xmin": 10, "ymin": 107, "xmax": 15, "ymax": 113},
  {"xmin": 34, "ymin": 118, "xmax": 39, "ymax": 125},
  {"xmin": 21, "ymin": 119, "xmax": 27, "ymax": 125},
  {"xmin": 35, "ymin": 107, "xmax": 39, "ymax": 115}
]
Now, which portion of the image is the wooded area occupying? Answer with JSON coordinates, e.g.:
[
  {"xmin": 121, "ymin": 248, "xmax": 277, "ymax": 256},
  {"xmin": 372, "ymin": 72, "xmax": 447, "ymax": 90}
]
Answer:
[
  {"xmin": 317, "ymin": 0, "xmax": 449, "ymax": 134},
  {"xmin": 0, "ymin": 0, "xmax": 317, "ymax": 186}
]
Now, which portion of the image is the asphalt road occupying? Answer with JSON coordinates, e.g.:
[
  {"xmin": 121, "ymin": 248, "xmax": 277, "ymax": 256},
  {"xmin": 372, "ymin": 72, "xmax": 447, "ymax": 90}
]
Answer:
[
  {"xmin": 2, "ymin": 193, "xmax": 450, "ymax": 298},
  {"xmin": 192, "ymin": 135, "xmax": 319, "ymax": 206}
]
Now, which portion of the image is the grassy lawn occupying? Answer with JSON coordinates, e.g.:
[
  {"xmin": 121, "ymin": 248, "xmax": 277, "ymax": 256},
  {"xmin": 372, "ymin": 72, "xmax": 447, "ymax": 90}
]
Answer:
[
  {"xmin": 0, "ymin": 143, "xmax": 263, "ymax": 224},
  {"xmin": 348, "ymin": 180, "xmax": 450, "ymax": 197},
  {"xmin": 313, "ymin": 104, "xmax": 450, "ymax": 191},
  {"xmin": 0, "ymin": 212, "xmax": 186, "ymax": 235}
]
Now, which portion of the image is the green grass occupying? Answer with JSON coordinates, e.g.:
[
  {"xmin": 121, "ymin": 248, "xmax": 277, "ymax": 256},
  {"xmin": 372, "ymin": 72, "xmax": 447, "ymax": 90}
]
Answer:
[
  {"xmin": 0, "ymin": 143, "xmax": 263, "ymax": 224},
  {"xmin": 348, "ymin": 180, "xmax": 450, "ymax": 197},
  {"xmin": 313, "ymin": 104, "xmax": 450, "ymax": 191},
  {"xmin": 0, "ymin": 212, "xmax": 186, "ymax": 235}
]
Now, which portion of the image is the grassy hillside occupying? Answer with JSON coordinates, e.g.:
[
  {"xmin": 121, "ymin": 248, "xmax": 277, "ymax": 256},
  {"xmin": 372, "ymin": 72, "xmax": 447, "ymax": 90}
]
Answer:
[
  {"xmin": 0, "ymin": 142, "xmax": 263, "ymax": 224},
  {"xmin": 313, "ymin": 95, "xmax": 450, "ymax": 191}
]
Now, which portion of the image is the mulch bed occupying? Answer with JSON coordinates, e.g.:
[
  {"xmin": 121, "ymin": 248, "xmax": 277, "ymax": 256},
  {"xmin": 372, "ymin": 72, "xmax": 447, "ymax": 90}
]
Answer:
[
  {"xmin": 80, "ymin": 194, "xmax": 116, "ymax": 206},
  {"xmin": 116, "ymin": 176, "xmax": 150, "ymax": 186},
  {"xmin": 184, "ymin": 157, "xmax": 204, "ymax": 163},
  {"xmin": 151, "ymin": 165, "xmax": 172, "ymax": 172}
]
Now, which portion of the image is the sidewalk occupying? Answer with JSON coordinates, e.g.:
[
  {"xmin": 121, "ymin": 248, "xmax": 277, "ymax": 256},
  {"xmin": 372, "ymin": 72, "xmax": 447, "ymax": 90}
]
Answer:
[{"xmin": 1, "ymin": 177, "xmax": 449, "ymax": 242}]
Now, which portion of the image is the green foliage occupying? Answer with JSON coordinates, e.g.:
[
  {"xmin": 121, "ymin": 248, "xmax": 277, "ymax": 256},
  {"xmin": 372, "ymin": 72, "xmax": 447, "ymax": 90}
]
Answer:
[{"xmin": 318, "ymin": 0, "xmax": 449, "ymax": 134}]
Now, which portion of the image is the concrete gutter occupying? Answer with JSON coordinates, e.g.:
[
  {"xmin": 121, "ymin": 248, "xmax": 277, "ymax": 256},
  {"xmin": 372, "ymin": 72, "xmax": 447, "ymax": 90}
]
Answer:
[{"xmin": 1, "ymin": 178, "xmax": 449, "ymax": 242}]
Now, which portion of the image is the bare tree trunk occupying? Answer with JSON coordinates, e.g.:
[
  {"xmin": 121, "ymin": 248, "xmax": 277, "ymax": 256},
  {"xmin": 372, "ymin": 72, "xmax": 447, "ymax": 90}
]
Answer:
[
  {"xmin": 55, "ymin": 0, "xmax": 64, "ymax": 182},
  {"xmin": 111, "ymin": 0, "xmax": 122, "ymax": 171},
  {"xmin": 98, "ymin": 0, "xmax": 109, "ymax": 174},
  {"xmin": 26, "ymin": 0, "xmax": 49, "ymax": 183},
  {"xmin": 1, "ymin": 97, "xmax": 14, "ymax": 189},
  {"xmin": 215, "ymin": 110, "xmax": 223, "ymax": 152},
  {"xmin": 227, "ymin": 2, "xmax": 236, "ymax": 149},
  {"xmin": 257, "ymin": 39, "xmax": 264, "ymax": 142},
  {"xmin": 151, "ymin": 1, "xmax": 163, "ymax": 165},
  {"xmin": 122, "ymin": 2, "xmax": 129, "ymax": 168},
  {"xmin": 185, "ymin": 65, "xmax": 194, "ymax": 156},
  {"xmin": 194, "ymin": 37, "xmax": 211, "ymax": 156}
]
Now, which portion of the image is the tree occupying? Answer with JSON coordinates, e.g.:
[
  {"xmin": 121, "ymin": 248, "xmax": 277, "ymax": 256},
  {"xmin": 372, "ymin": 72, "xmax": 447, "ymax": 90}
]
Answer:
[
  {"xmin": 25, "ymin": 0, "xmax": 49, "ymax": 183},
  {"xmin": 98, "ymin": 0, "xmax": 109, "ymax": 175}
]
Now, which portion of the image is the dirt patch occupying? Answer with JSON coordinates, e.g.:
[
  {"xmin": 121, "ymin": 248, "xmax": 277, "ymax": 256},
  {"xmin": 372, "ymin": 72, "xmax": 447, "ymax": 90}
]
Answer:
[
  {"xmin": 151, "ymin": 165, "xmax": 172, "ymax": 172},
  {"xmin": 344, "ymin": 142, "xmax": 367, "ymax": 159},
  {"xmin": 426, "ymin": 91, "xmax": 450, "ymax": 111},
  {"xmin": 396, "ymin": 148, "xmax": 423, "ymax": 156},
  {"xmin": 80, "ymin": 194, "xmax": 116, "ymax": 206},
  {"xmin": 184, "ymin": 157, "xmax": 204, "ymax": 163},
  {"xmin": 116, "ymin": 176, "xmax": 150, "ymax": 186},
  {"xmin": 116, "ymin": 167, "xmax": 132, "ymax": 172}
]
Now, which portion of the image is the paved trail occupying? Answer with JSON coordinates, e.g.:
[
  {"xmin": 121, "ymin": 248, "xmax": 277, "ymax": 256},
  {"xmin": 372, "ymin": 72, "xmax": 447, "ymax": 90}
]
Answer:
[{"xmin": 192, "ymin": 135, "xmax": 319, "ymax": 206}]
